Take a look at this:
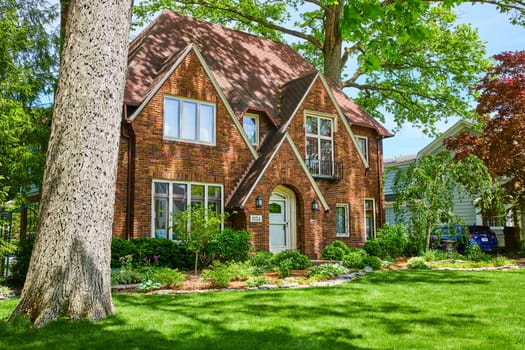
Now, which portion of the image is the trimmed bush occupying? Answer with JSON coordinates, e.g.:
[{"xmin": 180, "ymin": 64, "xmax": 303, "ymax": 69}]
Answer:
[
  {"xmin": 272, "ymin": 249, "xmax": 312, "ymax": 270},
  {"xmin": 375, "ymin": 224, "xmax": 408, "ymax": 258},
  {"xmin": 207, "ymin": 228, "xmax": 252, "ymax": 262},
  {"xmin": 111, "ymin": 238, "xmax": 194, "ymax": 270},
  {"xmin": 322, "ymin": 240, "xmax": 351, "ymax": 260},
  {"xmin": 363, "ymin": 240, "xmax": 382, "ymax": 257},
  {"xmin": 407, "ymin": 257, "xmax": 431, "ymax": 270},
  {"xmin": 9, "ymin": 234, "xmax": 34, "ymax": 287},
  {"xmin": 362, "ymin": 255, "xmax": 382, "ymax": 270},
  {"xmin": 342, "ymin": 251, "xmax": 366, "ymax": 269}
]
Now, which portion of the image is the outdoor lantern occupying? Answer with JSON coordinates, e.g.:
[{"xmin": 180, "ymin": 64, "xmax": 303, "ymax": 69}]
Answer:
[
  {"xmin": 312, "ymin": 199, "xmax": 319, "ymax": 211},
  {"xmin": 256, "ymin": 196, "xmax": 263, "ymax": 208}
]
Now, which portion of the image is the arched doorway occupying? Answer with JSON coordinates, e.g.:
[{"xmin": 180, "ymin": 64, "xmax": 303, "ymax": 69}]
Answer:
[{"xmin": 269, "ymin": 185, "xmax": 296, "ymax": 253}]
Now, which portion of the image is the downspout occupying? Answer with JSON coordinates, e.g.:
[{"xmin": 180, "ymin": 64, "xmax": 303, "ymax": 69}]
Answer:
[
  {"xmin": 121, "ymin": 105, "xmax": 136, "ymax": 240},
  {"xmin": 376, "ymin": 136, "xmax": 384, "ymax": 226}
]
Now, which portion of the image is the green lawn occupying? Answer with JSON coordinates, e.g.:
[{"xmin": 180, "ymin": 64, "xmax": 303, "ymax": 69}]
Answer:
[{"xmin": 1, "ymin": 269, "xmax": 525, "ymax": 349}]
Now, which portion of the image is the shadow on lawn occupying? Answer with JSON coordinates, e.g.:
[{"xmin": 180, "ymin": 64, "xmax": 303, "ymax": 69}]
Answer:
[
  {"xmin": 0, "ymin": 270, "xmax": 489, "ymax": 350},
  {"xmin": 362, "ymin": 270, "xmax": 491, "ymax": 285}
]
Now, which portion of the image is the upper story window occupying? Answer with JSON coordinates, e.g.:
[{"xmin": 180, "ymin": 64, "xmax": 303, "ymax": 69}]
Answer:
[
  {"xmin": 356, "ymin": 136, "xmax": 369, "ymax": 163},
  {"xmin": 305, "ymin": 115, "xmax": 333, "ymax": 177},
  {"xmin": 243, "ymin": 114, "xmax": 259, "ymax": 145},
  {"xmin": 164, "ymin": 96, "xmax": 215, "ymax": 144}
]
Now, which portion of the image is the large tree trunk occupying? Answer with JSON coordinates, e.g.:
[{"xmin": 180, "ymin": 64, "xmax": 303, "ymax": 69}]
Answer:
[
  {"xmin": 323, "ymin": 3, "xmax": 343, "ymax": 88},
  {"xmin": 9, "ymin": 0, "xmax": 133, "ymax": 328}
]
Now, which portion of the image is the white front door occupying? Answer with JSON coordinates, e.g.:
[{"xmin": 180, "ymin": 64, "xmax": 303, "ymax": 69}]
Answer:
[{"xmin": 269, "ymin": 193, "xmax": 288, "ymax": 253}]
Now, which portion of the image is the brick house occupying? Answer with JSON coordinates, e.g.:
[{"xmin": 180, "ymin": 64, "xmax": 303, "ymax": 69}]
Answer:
[{"xmin": 113, "ymin": 11, "xmax": 393, "ymax": 258}]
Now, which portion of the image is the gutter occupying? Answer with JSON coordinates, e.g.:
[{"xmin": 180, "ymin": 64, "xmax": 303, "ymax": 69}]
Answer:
[{"xmin": 121, "ymin": 107, "xmax": 136, "ymax": 240}]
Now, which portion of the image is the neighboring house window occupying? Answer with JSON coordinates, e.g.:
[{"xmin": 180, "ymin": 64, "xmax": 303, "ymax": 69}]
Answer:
[
  {"xmin": 164, "ymin": 96, "xmax": 215, "ymax": 144},
  {"xmin": 152, "ymin": 181, "xmax": 222, "ymax": 239},
  {"xmin": 365, "ymin": 199, "xmax": 376, "ymax": 240},
  {"xmin": 243, "ymin": 114, "xmax": 259, "ymax": 145},
  {"xmin": 356, "ymin": 136, "xmax": 369, "ymax": 163},
  {"xmin": 336, "ymin": 204, "xmax": 350, "ymax": 237},
  {"xmin": 305, "ymin": 115, "xmax": 333, "ymax": 176}
]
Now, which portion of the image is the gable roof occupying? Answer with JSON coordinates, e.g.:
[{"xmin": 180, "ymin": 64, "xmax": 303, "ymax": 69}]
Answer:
[
  {"xmin": 226, "ymin": 130, "xmax": 330, "ymax": 211},
  {"xmin": 418, "ymin": 120, "xmax": 473, "ymax": 157},
  {"xmin": 125, "ymin": 10, "xmax": 392, "ymax": 137}
]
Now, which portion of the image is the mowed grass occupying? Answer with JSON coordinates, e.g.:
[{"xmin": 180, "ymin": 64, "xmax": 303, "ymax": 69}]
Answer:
[{"xmin": 1, "ymin": 269, "xmax": 525, "ymax": 350}]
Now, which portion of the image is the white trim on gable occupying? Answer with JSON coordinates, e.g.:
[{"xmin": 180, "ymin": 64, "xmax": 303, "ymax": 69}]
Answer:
[
  {"xmin": 128, "ymin": 43, "xmax": 258, "ymax": 159},
  {"xmin": 238, "ymin": 133, "xmax": 330, "ymax": 212},
  {"xmin": 418, "ymin": 120, "xmax": 474, "ymax": 158},
  {"xmin": 318, "ymin": 75, "xmax": 370, "ymax": 169}
]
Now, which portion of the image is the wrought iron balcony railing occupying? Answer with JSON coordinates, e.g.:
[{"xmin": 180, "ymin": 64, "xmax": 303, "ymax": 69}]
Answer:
[{"xmin": 305, "ymin": 159, "xmax": 343, "ymax": 181}]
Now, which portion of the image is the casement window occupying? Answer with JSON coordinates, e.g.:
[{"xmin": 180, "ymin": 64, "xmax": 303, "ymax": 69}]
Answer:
[
  {"xmin": 336, "ymin": 204, "xmax": 350, "ymax": 237},
  {"xmin": 356, "ymin": 136, "xmax": 369, "ymax": 163},
  {"xmin": 152, "ymin": 181, "xmax": 223, "ymax": 240},
  {"xmin": 305, "ymin": 115, "xmax": 334, "ymax": 177},
  {"xmin": 242, "ymin": 114, "xmax": 259, "ymax": 145},
  {"xmin": 164, "ymin": 96, "xmax": 215, "ymax": 144},
  {"xmin": 364, "ymin": 199, "xmax": 376, "ymax": 240}
]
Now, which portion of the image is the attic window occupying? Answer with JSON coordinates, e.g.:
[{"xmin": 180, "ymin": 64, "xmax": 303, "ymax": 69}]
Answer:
[
  {"xmin": 242, "ymin": 113, "xmax": 259, "ymax": 145},
  {"xmin": 164, "ymin": 96, "xmax": 215, "ymax": 144},
  {"xmin": 356, "ymin": 136, "xmax": 369, "ymax": 163}
]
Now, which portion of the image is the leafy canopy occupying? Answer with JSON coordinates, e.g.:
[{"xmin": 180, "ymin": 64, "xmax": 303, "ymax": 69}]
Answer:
[
  {"xmin": 131, "ymin": 0, "xmax": 524, "ymax": 132},
  {"xmin": 0, "ymin": 0, "xmax": 58, "ymax": 200}
]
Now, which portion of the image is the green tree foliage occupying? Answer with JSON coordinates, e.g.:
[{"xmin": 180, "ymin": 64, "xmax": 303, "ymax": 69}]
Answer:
[
  {"xmin": 173, "ymin": 207, "xmax": 228, "ymax": 275},
  {"xmin": 131, "ymin": 0, "xmax": 524, "ymax": 132},
  {"xmin": 446, "ymin": 51, "xmax": 525, "ymax": 224},
  {"xmin": 391, "ymin": 152, "xmax": 503, "ymax": 251},
  {"xmin": 0, "ymin": 0, "xmax": 58, "ymax": 200}
]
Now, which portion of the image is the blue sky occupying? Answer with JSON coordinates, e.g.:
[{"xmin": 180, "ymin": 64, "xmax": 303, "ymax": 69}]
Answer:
[{"xmin": 382, "ymin": 4, "xmax": 525, "ymax": 159}]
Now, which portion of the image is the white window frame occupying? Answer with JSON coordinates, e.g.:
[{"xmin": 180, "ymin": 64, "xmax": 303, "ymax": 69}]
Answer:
[
  {"xmin": 242, "ymin": 113, "xmax": 259, "ymax": 145},
  {"xmin": 336, "ymin": 203, "xmax": 350, "ymax": 237},
  {"xmin": 163, "ymin": 96, "xmax": 216, "ymax": 145},
  {"xmin": 305, "ymin": 113, "xmax": 334, "ymax": 177},
  {"xmin": 152, "ymin": 180, "xmax": 223, "ymax": 240},
  {"xmin": 356, "ymin": 136, "xmax": 369, "ymax": 163},
  {"xmin": 364, "ymin": 198, "xmax": 376, "ymax": 240}
]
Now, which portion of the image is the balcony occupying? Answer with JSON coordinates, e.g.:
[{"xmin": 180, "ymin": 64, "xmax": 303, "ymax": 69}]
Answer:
[{"xmin": 305, "ymin": 159, "xmax": 343, "ymax": 181}]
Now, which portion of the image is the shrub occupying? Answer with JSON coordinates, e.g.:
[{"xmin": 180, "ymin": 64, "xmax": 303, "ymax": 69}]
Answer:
[
  {"xmin": 225, "ymin": 261, "xmax": 254, "ymax": 281},
  {"xmin": 250, "ymin": 251, "xmax": 274, "ymax": 267},
  {"xmin": 9, "ymin": 234, "xmax": 34, "ymax": 287},
  {"xmin": 151, "ymin": 267, "xmax": 186, "ymax": 287},
  {"xmin": 322, "ymin": 241, "xmax": 351, "ymax": 260},
  {"xmin": 272, "ymin": 249, "xmax": 311, "ymax": 270},
  {"xmin": 111, "ymin": 238, "xmax": 137, "ymax": 267},
  {"xmin": 277, "ymin": 258, "xmax": 293, "ymax": 278},
  {"xmin": 407, "ymin": 257, "xmax": 431, "ymax": 270},
  {"xmin": 202, "ymin": 262, "xmax": 232, "ymax": 288},
  {"xmin": 129, "ymin": 238, "xmax": 194, "ymax": 270},
  {"xmin": 362, "ymin": 255, "xmax": 382, "ymax": 270},
  {"xmin": 375, "ymin": 224, "xmax": 408, "ymax": 258},
  {"xmin": 207, "ymin": 228, "xmax": 252, "ymax": 262},
  {"xmin": 465, "ymin": 244, "xmax": 492, "ymax": 262},
  {"xmin": 342, "ymin": 250, "xmax": 367, "ymax": 269},
  {"xmin": 111, "ymin": 255, "xmax": 147, "ymax": 285},
  {"xmin": 245, "ymin": 276, "xmax": 270, "ymax": 287},
  {"xmin": 363, "ymin": 240, "xmax": 382, "ymax": 257},
  {"xmin": 306, "ymin": 263, "xmax": 349, "ymax": 280}
]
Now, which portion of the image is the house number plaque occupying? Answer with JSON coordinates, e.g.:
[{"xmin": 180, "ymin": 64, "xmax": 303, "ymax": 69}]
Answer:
[{"xmin": 250, "ymin": 215, "xmax": 263, "ymax": 223}]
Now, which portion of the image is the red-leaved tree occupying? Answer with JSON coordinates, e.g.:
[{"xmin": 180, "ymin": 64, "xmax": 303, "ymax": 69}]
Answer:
[{"xmin": 445, "ymin": 51, "xmax": 525, "ymax": 225}]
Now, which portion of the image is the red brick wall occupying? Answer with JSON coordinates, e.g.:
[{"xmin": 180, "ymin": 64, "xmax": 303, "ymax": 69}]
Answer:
[{"xmin": 114, "ymin": 51, "xmax": 255, "ymax": 238}]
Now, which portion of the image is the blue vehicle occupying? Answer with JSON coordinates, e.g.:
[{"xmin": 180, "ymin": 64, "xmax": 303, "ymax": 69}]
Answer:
[{"xmin": 430, "ymin": 225, "xmax": 498, "ymax": 253}]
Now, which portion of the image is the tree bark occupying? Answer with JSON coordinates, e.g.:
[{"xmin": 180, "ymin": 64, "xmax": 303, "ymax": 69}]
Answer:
[
  {"xmin": 9, "ymin": 0, "xmax": 133, "ymax": 328},
  {"xmin": 322, "ymin": 3, "xmax": 344, "ymax": 87}
]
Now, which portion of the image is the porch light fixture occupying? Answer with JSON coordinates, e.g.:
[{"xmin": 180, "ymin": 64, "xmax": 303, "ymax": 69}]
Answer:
[
  {"xmin": 256, "ymin": 196, "xmax": 263, "ymax": 208},
  {"xmin": 311, "ymin": 199, "xmax": 319, "ymax": 211}
]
